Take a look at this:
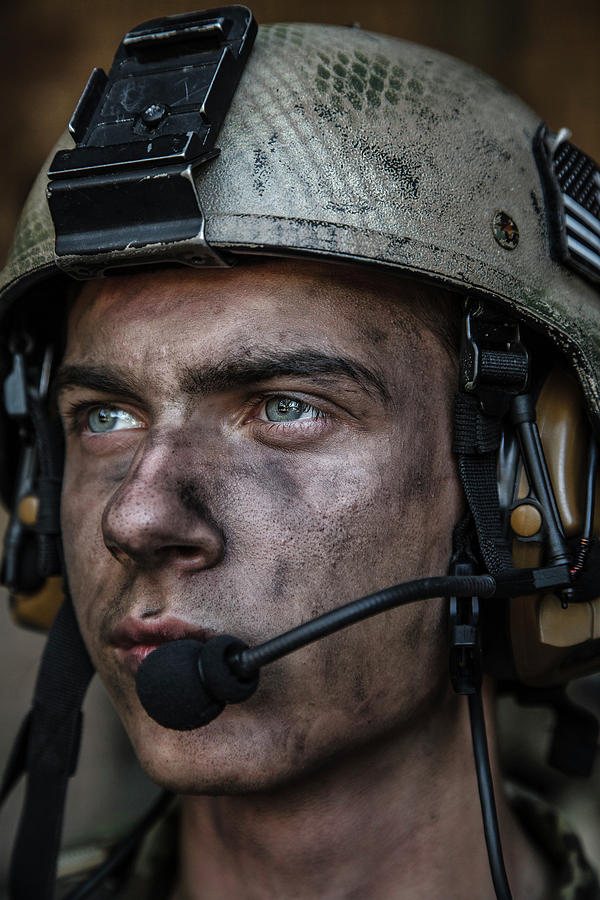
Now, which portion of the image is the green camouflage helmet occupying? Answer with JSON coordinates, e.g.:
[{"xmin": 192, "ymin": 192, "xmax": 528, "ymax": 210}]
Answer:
[{"xmin": 1, "ymin": 18, "xmax": 600, "ymax": 429}]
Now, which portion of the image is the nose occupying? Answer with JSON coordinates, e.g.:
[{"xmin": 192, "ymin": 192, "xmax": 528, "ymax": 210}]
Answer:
[{"xmin": 101, "ymin": 435, "xmax": 225, "ymax": 573}]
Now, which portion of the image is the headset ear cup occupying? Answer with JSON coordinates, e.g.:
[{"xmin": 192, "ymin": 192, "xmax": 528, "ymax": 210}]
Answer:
[
  {"xmin": 11, "ymin": 576, "xmax": 65, "ymax": 631},
  {"xmin": 506, "ymin": 366, "xmax": 600, "ymax": 685},
  {"xmin": 4, "ymin": 501, "xmax": 65, "ymax": 629},
  {"xmin": 3, "ymin": 464, "xmax": 65, "ymax": 631}
]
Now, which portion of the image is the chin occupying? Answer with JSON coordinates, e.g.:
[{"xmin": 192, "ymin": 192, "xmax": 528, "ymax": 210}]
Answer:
[
  {"xmin": 121, "ymin": 702, "xmax": 297, "ymax": 795},
  {"xmin": 120, "ymin": 694, "xmax": 362, "ymax": 797},
  {"xmin": 122, "ymin": 694, "xmax": 412, "ymax": 798}
]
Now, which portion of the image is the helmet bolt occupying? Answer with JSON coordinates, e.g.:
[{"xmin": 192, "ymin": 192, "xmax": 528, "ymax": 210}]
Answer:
[
  {"xmin": 141, "ymin": 103, "xmax": 167, "ymax": 127},
  {"xmin": 492, "ymin": 211, "xmax": 519, "ymax": 250}
]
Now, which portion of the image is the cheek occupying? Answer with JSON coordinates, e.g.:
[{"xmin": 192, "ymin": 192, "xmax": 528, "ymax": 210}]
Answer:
[
  {"xmin": 225, "ymin": 426, "xmax": 456, "ymax": 608},
  {"xmin": 222, "ymin": 443, "xmax": 399, "ymax": 596}
]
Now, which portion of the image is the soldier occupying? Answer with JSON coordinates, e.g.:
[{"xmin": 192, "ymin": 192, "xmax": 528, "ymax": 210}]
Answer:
[{"xmin": 1, "ymin": 7, "xmax": 599, "ymax": 899}]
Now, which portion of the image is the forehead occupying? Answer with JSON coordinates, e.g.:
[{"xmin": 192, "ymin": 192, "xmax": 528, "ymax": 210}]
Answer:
[{"xmin": 64, "ymin": 260, "xmax": 439, "ymax": 375}]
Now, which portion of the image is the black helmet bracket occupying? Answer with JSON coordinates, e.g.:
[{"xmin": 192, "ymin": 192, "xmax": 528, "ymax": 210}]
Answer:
[{"xmin": 48, "ymin": 5, "xmax": 256, "ymax": 275}]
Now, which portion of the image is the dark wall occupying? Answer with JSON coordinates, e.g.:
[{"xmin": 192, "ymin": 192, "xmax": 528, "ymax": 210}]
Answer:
[{"xmin": 1, "ymin": 0, "xmax": 599, "ymax": 261}]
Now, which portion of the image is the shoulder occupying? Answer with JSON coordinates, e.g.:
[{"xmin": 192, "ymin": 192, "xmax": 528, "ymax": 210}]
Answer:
[{"xmin": 510, "ymin": 784, "xmax": 600, "ymax": 900}]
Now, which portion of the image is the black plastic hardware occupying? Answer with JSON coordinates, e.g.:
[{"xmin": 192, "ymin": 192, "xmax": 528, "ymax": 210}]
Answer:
[
  {"xmin": 461, "ymin": 308, "xmax": 529, "ymax": 418},
  {"xmin": 68, "ymin": 69, "xmax": 108, "ymax": 144},
  {"xmin": 122, "ymin": 19, "xmax": 228, "ymax": 49},
  {"xmin": 490, "ymin": 564, "xmax": 571, "ymax": 599},
  {"xmin": 47, "ymin": 6, "xmax": 257, "ymax": 275},
  {"xmin": 2, "ymin": 350, "xmax": 34, "ymax": 590},
  {"xmin": 1, "ymin": 445, "xmax": 36, "ymax": 591},
  {"xmin": 531, "ymin": 564, "xmax": 571, "ymax": 592},
  {"xmin": 449, "ymin": 562, "xmax": 482, "ymax": 695},
  {"xmin": 3, "ymin": 352, "xmax": 28, "ymax": 420},
  {"xmin": 1, "ymin": 345, "xmax": 58, "ymax": 595},
  {"xmin": 509, "ymin": 394, "xmax": 570, "ymax": 573}
]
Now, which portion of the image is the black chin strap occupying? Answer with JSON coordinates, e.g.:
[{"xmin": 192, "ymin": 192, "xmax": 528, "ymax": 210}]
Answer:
[
  {"xmin": 454, "ymin": 305, "xmax": 529, "ymax": 577},
  {"xmin": 1, "ymin": 596, "xmax": 94, "ymax": 900}
]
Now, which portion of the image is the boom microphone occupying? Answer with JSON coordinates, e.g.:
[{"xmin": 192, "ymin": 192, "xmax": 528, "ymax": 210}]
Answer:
[
  {"xmin": 135, "ymin": 564, "xmax": 574, "ymax": 730},
  {"xmin": 135, "ymin": 574, "xmax": 497, "ymax": 730},
  {"xmin": 136, "ymin": 635, "xmax": 258, "ymax": 730}
]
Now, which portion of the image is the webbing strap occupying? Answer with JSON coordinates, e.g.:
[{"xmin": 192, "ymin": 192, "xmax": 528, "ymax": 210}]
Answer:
[
  {"xmin": 6, "ymin": 597, "xmax": 94, "ymax": 900},
  {"xmin": 28, "ymin": 393, "xmax": 64, "ymax": 580},
  {"xmin": 458, "ymin": 449, "xmax": 514, "ymax": 575},
  {"xmin": 454, "ymin": 393, "xmax": 501, "ymax": 454},
  {"xmin": 454, "ymin": 307, "xmax": 530, "ymax": 576},
  {"xmin": 0, "ymin": 713, "xmax": 31, "ymax": 806},
  {"xmin": 453, "ymin": 391, "xmax": 513, "ymax": 574},
  {"xmin": 477, "ymin": 349, "xmax": 529, "ymax": 387}
]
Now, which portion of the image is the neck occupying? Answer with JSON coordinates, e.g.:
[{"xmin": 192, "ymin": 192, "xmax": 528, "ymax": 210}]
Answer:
[{"xmin": 173, "ymin": 682, "xmax": 549, "ymax": 900}]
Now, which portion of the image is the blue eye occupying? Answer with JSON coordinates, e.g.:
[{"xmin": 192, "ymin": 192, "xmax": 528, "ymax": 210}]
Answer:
[
  {"xmin": 264, "ymin": 397, "xmax": 320, "ymax": 423},
  {"xmin": 87, "ymin": 407, "xmax": 141, "ymax": 433}
]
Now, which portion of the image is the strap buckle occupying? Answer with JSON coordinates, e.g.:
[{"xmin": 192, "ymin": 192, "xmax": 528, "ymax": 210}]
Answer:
[{"xmin": 461, "ymin": 305, "xmax": 529, "ymax": 417}]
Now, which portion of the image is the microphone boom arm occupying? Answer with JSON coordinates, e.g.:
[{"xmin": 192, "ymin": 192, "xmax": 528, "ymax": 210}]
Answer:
[{"xmin": 231, "ymin": 574, "xmax": 497, "ymax": 678}]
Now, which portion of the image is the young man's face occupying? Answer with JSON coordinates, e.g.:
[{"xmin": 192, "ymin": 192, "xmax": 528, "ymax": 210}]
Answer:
[{"xmin": 58, "ymin": 260, "xmax": 463, "ymax": 794}]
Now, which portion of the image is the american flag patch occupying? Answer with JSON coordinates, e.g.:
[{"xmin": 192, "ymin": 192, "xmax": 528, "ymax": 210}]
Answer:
[{"xmin": 547, "ymin": 130, "xmax": 600, "ymax": 283}]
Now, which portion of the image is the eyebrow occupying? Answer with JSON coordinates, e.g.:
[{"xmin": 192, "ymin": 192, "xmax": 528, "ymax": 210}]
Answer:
[
  {"xmin": 180, "ymin": 351, "xmax": 391, "ymax": 403},
  {"xmin": 55, "ymin": 350, "xmax": 390, "ymax": 405},
  {"xmin": 55, "ymin": 365, "xmax": 145, "ymax": 404}
]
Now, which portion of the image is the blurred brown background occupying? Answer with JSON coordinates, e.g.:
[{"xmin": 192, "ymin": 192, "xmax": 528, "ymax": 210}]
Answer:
[{"xmin": 1, "ymin": 0, "xmax": 600, "ymax": 893}]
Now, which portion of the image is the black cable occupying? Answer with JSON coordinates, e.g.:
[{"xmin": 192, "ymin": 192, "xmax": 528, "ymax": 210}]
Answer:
[
  {"xmin": 63, "ymin": 791, "xmax": 172, "ymax": 900},
  {"xmin": 234, "ymin": 575, "xmax": 496, "ymax": 677},
  {"xmin": 583, "ymin": 438, "xmax": 598, "ymax": 541},
  {"xmin": 468, "ymin": 691, "xmax": 513, "ymax": 900}
]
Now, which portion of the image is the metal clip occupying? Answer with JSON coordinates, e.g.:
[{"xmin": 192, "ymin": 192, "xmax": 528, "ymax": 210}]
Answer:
[
  {"xmin": 3, "ymin": 352, "xmax": 28, "ymax": 419},
  {"xmin": 460, "ymin": 305, "xmax": 529, "ymax": 417},
  {"xmin": 462, "ymin": 309, "xmax": 480, "ymax": 393}
]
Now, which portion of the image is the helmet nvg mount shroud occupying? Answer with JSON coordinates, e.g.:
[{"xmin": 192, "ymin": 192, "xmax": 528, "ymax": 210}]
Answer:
[{"xmin": 1, "ymin": 6, "xmax": 600, "ymax": 900}]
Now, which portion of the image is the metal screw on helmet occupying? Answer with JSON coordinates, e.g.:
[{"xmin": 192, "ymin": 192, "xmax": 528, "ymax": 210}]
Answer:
[
  {"xmin": 492, "ymin": 211, "xmax": 519, "ymax": 249},
  {"xmin": 141, "ymin": 103, "xmax": 168, "ymax": 126}
]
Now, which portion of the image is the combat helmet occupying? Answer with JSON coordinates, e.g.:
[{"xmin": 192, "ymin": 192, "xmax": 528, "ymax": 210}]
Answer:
[{"xmin": 1, "ymin": 7, "xmax": 600, "ymax": 900}]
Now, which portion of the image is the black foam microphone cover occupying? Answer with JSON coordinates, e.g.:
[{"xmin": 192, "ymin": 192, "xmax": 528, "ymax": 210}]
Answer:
[
  {"xmin": 200, "ymin": 635, "xmax": 259, "ymax": 703},
  {"xmin": 136, "ymin": 639, "xmax": 224, "ymax": 730}
]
